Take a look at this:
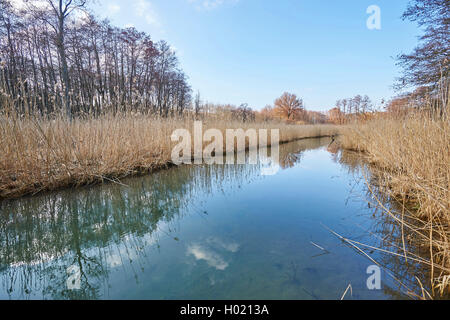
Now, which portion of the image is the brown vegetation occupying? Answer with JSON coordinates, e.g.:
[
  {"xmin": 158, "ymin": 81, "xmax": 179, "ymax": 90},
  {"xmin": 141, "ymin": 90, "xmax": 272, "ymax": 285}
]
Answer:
[
  {"xmin": 339, "ymin": 89, "xmax": 449, "ymax": 296},
  {"xmin": 0, "ymin": 110, "xmax": 339, "ymax": 200}
]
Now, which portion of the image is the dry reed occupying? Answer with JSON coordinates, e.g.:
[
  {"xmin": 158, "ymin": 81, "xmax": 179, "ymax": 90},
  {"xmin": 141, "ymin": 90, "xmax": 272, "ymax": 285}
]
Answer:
[
  {"xmin": 339, "ymin": 103, "xmax": 450, "ymax": 296},
  {"xmin": 0, "ymin": 111, "xmax": 338, "ymax": 199}
]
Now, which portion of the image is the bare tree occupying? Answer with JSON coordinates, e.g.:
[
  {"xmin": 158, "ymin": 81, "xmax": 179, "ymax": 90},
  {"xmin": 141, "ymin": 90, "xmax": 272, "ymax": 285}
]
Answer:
[
  {"xmin": 274, "ymin": 92, "xmax": 304, "ymax": 120},
  {"xmin": 397, "ymin": 0, "xmax": 449, "ymax": 90},
  {"xmin": 194, "ymin": 91, "xmax": 201, "ymax": 119},
  {"xmin": 0, "ymin": 0, "xmax": 192, "ymax": 118},
  {"xmin": 28, "ymin": 0, "xmax": 90, "ymax": 119},
  {"xmin": 232, "ymin": 103, "xmax": 254, "ymax": 123}
]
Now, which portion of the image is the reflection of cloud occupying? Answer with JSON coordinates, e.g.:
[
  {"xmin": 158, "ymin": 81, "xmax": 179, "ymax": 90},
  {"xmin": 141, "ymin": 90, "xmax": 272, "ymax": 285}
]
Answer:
[
  {"xmin": 207, "ymin": 237, "xmax": 240, "ymax": 253},
  {"xmin": 187, "ymin": 238, "xmax": 240, "ymax": 271},
  {"xmin": 187, "ymin": 244, "xmax": 228, "ymax": 270}
]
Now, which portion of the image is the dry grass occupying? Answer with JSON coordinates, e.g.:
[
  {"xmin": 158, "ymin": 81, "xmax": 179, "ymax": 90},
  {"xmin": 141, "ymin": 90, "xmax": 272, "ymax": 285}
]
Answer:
[
  {"xmin": 339, "ymin": 107, "xmax": 450, "ymax": 296},
  {"xmin": 0, "ymin": 112, "xmax": 338, "ymax": 199}
]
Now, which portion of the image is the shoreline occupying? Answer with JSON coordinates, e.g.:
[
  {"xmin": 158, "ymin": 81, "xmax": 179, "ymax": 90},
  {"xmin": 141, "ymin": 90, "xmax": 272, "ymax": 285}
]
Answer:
[
  {"xmin": 338, "ymin": 117, "xmax": 450, "ymax": 297},
  {"xmin": 0, "ymin": 133, "xmax": 336, "ymax": 201}
]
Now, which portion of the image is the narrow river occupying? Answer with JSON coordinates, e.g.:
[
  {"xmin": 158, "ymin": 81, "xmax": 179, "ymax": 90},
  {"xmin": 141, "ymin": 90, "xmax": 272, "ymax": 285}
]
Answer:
[{"xmin": 0, "ymin": 138, "xmax": 427, "ymax": 299}]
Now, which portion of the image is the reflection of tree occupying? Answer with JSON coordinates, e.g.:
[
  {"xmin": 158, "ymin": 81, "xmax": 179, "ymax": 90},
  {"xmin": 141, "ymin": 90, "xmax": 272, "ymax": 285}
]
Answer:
[
  {"xmin": 280, "ymin": 152, "xmax": 302, "ymax": 169},
  {"xmin": 278, "ymin": 138, "xmax": 330, "ymax": 169},
  {"xmin": 335, "ymin": 150, "xmax": 441, "ymax": 299},
  {"xmin": 0, "ymin": 156, "xmax": 262, "ymax": 299},
  {"xmin": 0, "ymin": 138, "xmax": 332, "ymax": 299},
  {"xmin": 0, "ymin": 167, "xmax": 197, "ymax": 298}
]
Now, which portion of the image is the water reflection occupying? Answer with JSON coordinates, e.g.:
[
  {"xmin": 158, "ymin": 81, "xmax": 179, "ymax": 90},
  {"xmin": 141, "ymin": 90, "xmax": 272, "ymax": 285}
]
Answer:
[
  {"xmin": 186, "ymin": 237, "xmax": 240, "ymax": 271},
  {"xmin": 0, "ymin": 138, "xmax": 329, "ymax": 299},
  {"xmin": 335, "ymin": 150, "xmax": 434, "ymax": 298}
]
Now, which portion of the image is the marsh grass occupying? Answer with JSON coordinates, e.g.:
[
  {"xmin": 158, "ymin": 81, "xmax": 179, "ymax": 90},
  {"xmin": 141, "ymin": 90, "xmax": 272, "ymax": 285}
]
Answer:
[
  {"xmin": 339, "ymin": 100, "xmax": 450, "ymax": 296},
  {"xmin": 0, "ymin": 111, "xmax": 338, "ymax": 199}
]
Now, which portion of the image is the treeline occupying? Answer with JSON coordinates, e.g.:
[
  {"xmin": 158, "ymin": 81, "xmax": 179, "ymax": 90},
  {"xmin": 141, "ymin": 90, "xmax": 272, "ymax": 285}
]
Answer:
[
  {"xmin": 328, "ymin": 95, "xmax": 374, "ymax": 124},
  {"xmin": 192, "ymin": 92, "xmax": 328, "ymax": 125},
  {"xmin": 0, "ymin": 0, "xmax": 191, "ymax": 117},
  {"xmin": 258, "ymin": 92, "xmax": 328, "ymax": 124},
  {"xmin": 329, "ymin": 0, "xmax": 449, "ymax": 123},
  {"xmin": 384, "ymin": 86, "xmax": 448, "ymax": 119}
]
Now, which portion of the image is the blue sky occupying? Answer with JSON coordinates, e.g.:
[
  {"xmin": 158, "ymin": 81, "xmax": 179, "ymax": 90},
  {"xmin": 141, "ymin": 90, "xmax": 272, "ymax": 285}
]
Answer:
[{"xmin": 92, "ymin": 0, "xmax": 419, "ymax": 111}]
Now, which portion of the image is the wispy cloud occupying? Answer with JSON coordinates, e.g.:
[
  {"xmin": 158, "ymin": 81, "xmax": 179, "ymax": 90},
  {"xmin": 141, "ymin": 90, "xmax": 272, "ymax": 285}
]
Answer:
[
  {"xmin": 188, "ymin": 0, "xmax": 240, "ymax": 11},
  {"xmin": 135, "ymin": 0, "xmax": 161, "ymax": 27},
  {"xmin": 107, "ymin": 3, "xmax": 121, "ymax": 15}
]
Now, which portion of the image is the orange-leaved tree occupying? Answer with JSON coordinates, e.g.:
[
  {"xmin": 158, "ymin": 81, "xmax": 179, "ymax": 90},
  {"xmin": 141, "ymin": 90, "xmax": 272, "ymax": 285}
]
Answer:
[{"xmin": 274, "ymin": 92, "xmax": 304, "ymax": 120}]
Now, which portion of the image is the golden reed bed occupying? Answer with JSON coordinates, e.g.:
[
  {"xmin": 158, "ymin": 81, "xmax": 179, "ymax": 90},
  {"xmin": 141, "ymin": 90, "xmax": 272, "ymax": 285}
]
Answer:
[
  {"xmin": 0, "ymin": 112, "xmax": 338, "ymax": 199},
  {"xmin": 340, "ymin": 109, "xmax": 450, "ymax": 297}
]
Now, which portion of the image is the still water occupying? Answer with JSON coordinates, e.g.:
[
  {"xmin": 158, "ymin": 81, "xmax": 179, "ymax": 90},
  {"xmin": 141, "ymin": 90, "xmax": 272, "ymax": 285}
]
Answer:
[{"xmin": 0, "ymin": 138, "xmax": 426, "ymax": 300}]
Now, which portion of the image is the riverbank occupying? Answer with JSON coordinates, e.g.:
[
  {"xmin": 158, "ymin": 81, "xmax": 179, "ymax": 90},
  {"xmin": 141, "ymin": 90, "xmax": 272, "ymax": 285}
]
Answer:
[
  {"xmin": 0, "ymin": 137, "xmax": 410, "ymax": 300},
  {"xmin": 0, "ymin": 113, "xmax": 338, "ymax": 200},
  {"xmin": 339, "ymin": 112, "xmax": 450, "ymax": 296}
]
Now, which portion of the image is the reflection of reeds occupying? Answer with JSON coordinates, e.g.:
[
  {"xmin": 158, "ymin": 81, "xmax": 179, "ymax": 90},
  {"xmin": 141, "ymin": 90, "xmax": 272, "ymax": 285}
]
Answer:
[
  {"xmin": 0, "ymin": 139, "xmax": 328, "ymax": 298},
  {"xmin": 0, "ymin": 110, "xmax": 339, "ymax": 199},
  {"xmin": 0, "ymin": 159, "xmax": 264, "ymax": 298},
  {"xmin": 338, "ymin": 90, "xmax": 450, "ymax": 296}
]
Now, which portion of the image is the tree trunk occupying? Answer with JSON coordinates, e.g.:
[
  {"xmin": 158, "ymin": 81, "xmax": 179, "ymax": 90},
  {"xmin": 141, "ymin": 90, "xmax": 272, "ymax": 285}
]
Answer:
[{"xmin": 58, "ymin": 1, "xmax": 71, "ymax": 120}]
